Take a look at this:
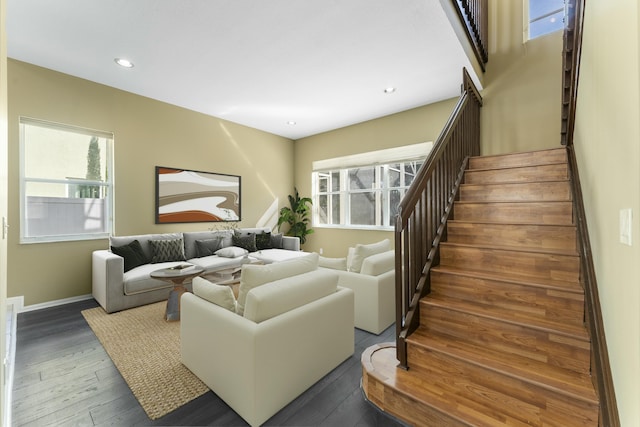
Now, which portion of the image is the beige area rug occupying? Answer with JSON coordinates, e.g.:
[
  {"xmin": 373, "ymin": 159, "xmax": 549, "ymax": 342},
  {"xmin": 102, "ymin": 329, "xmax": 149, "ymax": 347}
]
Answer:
[{"xmin": 82, "ymin": 302, "xmax": 209, "ymax": 420}]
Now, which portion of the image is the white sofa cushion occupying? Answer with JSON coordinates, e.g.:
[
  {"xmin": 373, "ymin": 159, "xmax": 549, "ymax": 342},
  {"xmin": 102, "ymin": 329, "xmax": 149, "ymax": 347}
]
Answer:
[
  {"xmin": 347, "ymin": 239, "xmax": 391, "ymax": 273},
  {"xmin": 250, "ymin": 248, "xmax": 309, "ymax": 264},
  {"xmin": 216, "ymin": 246, "xmax": 248, "ymax": 258},
  {"xmin": 236, "ymin": 252, "xmax": 319, "ymax": 315},
  {"xmin": 318, "ymin": 255, "xmax": 348, "ymax": 271},
  {"xmin": 192, "ymin": 277, "xmax": 236, "ymax": 312},
  {"xmin": 243, "ymin": 269, "xmax": 338, "ymax": 323},
  {"xmin": 360, "ymin": 250, "xmax": 395, "ymax": 276}
]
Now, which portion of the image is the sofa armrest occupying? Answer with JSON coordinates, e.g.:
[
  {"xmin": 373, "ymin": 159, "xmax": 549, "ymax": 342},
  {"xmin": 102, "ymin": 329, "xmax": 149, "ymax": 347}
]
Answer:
[
  {"xmin": 281, "ymin": 235, "xmax": 300, "ymax": 251},
  {"xmin": 92, "ymin": 250, "xmax": 125, "ymax": 313}
]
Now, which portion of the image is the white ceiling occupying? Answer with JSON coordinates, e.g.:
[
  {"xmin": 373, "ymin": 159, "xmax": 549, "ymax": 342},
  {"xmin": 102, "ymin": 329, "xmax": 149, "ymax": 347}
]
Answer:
[{"xmin": 6, "ymin": 0, "xmax": 479, "ymax": 140}]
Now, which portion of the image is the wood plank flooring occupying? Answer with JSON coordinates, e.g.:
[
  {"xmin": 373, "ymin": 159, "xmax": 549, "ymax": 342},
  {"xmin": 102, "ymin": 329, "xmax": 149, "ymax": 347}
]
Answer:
[{"xmin": 11, "ymin": 299, "xmax": 405, "ymax": 427}]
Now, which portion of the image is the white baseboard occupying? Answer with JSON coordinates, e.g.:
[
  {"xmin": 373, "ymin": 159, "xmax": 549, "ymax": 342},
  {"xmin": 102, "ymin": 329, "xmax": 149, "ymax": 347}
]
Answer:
[{"xmin": 20, "ymin": 294, "xmax": 93, "ymax": 313}]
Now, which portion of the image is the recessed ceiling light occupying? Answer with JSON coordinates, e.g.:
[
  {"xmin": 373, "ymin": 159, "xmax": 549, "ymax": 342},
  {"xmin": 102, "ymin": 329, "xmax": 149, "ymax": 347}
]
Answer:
[
  {"xmin": 287, "ymin": 121, "xmax": 297, "ymax": 125},
  {"xmin": 384, "ymin": 87, "xmax": 396, "ymax": 94},
  {"xmin": 114, "ymin": 58, "xmax": 134, "ymax": 68}
]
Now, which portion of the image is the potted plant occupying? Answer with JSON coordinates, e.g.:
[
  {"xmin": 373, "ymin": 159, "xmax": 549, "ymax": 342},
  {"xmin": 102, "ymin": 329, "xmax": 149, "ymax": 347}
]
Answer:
[{"xmin": 277, "ymin": 188, "xmax": 314, "ymax": 245}]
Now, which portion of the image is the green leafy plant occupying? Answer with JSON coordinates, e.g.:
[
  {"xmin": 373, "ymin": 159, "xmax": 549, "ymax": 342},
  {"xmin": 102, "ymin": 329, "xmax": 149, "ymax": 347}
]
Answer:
[{"xmin": 277, "ymin": 188, "xmax": 314, "ymax": 245}]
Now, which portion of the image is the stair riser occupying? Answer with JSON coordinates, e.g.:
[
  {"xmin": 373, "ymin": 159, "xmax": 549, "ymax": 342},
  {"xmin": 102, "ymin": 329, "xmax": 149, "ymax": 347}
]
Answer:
[
  {"xmin": 439, "ymin": 245, "xmax": 580, "ymax": 284},
  {"xmin": 453, "ymin": 201, "xmax": 574, "ymax": 225},
  {"xmin": 406, "ymin": 345, "xmax": 599, "ymax": 425},
  {"xmin": 362, "ymin": 372, "xmax": 469, "ymax": 427},
  {"xmin": 464, "ymin": 163, "xmax": 569, "ymax": 184},
  {"xmin": 468, "ymin": 149, "xmax": 567, "ymax": 170},
  {"xmin": 459, "ymin": 181, "xmax": 571, "ymax": 203},
  {"xmin": 446, "ymin": 222, "xmax": 577, "ymax": 252},
  {"xmin": 420, "ymin": 304, "xmax": 591, "ymax": 374},
  {"xmin": 430, "ymin": 270, "xmax": 585, "ymax": 326}
]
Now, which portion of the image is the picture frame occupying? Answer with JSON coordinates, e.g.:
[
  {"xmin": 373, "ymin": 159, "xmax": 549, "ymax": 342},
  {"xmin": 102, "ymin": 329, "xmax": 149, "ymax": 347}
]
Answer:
[{"xmin": 155, "ymin": 166, "xmax": 241, "ymax": 224}]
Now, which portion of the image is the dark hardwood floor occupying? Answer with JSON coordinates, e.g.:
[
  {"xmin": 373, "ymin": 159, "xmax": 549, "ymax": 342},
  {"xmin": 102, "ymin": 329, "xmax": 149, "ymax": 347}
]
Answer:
[{"xmin": 11, "ymin": 299, "xmax": 406, "ymax": 427}]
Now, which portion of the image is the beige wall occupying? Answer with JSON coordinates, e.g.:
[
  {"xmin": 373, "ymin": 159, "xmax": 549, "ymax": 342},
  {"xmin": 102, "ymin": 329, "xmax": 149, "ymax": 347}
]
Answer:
[
  {"xmin": 573, "ymin": 0, "xmax": 640, "ymax": 424},
  {"xmin": 481, "ymin": 0, "xmax": 563, "ymax": 155},
  {"xmin": 294, "ymin": 98, "xmax": 458, "ymax": 257},
  {"xmin": 7, "ymin": 60, "xmax": 294, "ymax": 306}
]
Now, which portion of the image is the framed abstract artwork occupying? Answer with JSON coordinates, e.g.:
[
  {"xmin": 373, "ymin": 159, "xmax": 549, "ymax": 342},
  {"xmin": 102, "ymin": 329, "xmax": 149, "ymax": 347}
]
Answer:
[{"xmin": 155, "ymin": 166, "xmax": 241, "ymax": 224}]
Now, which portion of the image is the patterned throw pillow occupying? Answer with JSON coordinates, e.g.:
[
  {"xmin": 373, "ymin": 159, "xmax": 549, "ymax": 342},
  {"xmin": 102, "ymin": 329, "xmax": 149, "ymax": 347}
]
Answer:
[
  {"xmin": 232, "ymin": 232, "xmax": 257, "ymax": 252},
  {"xmin": 195, "ymin": 238, "xmax": 223, "ymax": 257},
  {"xmin": 149, "ymin": 238, "xmax": 186, "ymax": 263},
  {"xmin": 111, "ymin": 239, "xmax": 149, "ymax": 272},
  {"xmin": 255, "ymin": 232, "xmax": 272, "ymax": 250}
]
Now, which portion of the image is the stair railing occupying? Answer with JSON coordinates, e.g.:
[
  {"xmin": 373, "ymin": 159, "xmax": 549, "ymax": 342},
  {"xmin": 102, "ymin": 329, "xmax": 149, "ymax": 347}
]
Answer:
[
  {"xmin": 394, "ymin": 68, "xmax": 482, "ymax": 368},
  {"xmin": 452, "ymin": 0, "xmax": 489, "ymax": 70},
  {"xmin": 560, "ymin": 0, "xmax": 620, "ymax": 424}
]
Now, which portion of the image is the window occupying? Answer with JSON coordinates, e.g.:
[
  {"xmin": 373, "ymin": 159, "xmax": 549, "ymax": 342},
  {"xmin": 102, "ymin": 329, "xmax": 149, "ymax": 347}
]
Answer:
[
  {"xmin": 527, "ymin": 0, "xmax": 565, "ymax": 40},
  {"xmin": 20, "ymin": 117, "xmax": 114, "ymax": 243},
  {"xmin": 312, "ymin": 143, "xmax": 429, "ymax": 230}
]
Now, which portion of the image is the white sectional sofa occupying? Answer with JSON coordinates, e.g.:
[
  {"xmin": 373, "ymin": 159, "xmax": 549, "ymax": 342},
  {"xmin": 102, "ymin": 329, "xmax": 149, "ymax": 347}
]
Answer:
[
  {"xmin": 181, "ymin": 253, "xmax": 355, "ymax": 427},
  {"xmin": 92, "ymin": 227, "xmax": 303, "ymax": 313},
  {"xmin": 319, "ymin": 239, "xmax": 396, "ymax": 334}
]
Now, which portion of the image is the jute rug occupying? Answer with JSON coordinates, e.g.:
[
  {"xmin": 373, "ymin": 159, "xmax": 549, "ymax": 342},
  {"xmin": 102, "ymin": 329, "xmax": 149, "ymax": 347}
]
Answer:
[{"xmin": 82, "ymin": 302, "xmax": 209, "ymax": 420}]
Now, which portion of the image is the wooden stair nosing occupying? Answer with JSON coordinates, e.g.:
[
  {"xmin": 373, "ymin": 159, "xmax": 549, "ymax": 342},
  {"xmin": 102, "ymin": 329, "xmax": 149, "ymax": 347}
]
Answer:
[
  {"xmin": 430, "ymin": 265, "xmax": 584, "ymax": 293},
  {"xmin": 440, "ymin": 241, "xmax": 579, "ymax": 257},
  {"xmin": 362, "ymin": 344, "xmax": 480, "ymax": 427},
  {"xmin": 465, "ymin": 161, "xmax": 568, "ymax": 174},
  {"xmin": 421, "ymin": 294, "xmax": 590, "ymax": 341},
  {"xmin": 406, "ymin": 329, "xmax": 598, "ymax": 405},
  {"xmin": 403, "ymin": 343, "xmax": 598, "ymax": 426}
]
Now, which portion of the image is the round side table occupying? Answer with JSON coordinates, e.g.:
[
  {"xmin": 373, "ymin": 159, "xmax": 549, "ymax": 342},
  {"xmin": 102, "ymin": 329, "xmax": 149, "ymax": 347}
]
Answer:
[{"xmin": 150, "ymin": 266, "xmax": 204, "ymax": 321}]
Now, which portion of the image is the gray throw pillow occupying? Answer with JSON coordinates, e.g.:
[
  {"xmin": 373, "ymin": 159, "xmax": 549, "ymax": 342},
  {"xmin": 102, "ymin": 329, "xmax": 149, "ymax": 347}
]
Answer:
[
  {"xmin": 270, "ymin": 233, "xmax": 283, "ymax": 249},
  {"xmin": 195, "ymin": 238, "xmax": 223, "ymax": 257},
  {"xmin": 149, "ymin": 238, "xmax": 186, "ymax": 263}
]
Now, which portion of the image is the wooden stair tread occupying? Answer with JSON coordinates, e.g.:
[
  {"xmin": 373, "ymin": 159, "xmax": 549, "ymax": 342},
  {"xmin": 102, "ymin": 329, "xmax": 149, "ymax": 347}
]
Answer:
[
  {"xmin": 363, "ymin": 344, "xmax": 531, "ymax": 427},
  {"xmin": 466, "ymin": 161, "xmax": 567, "ymax": 174},
  {"xmin": 422, "ymin": 293, "xmax": 589, "ymax": 340},
  {"xmin": 431, "ymin": 265, "xmax": 583, "ymax": 292},
  {"xmin": 407, "ymin": 329, "xmax": 598, "ymax": 404},
  {"xmin": 440, "ymin": 241, "xmax": 579, "ymax": 257},
  {"xmin": 363, "ymin": 343, "xmax": 598, "ymax": 426}
]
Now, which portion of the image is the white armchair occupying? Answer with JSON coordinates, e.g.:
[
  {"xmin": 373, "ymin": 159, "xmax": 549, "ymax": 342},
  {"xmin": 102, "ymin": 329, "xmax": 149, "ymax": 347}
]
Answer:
[
  {"xmin": 319, "ymin": 241, "xmax": 395, "ymax": 335},
  {"xmin": 180, "ymin": 254, "xmax": 354, "ymax": 427}
]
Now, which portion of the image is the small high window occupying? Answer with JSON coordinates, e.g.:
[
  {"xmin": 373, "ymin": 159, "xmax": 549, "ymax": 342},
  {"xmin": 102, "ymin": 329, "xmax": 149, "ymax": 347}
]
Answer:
[
  {"xmin": 527, "ymin": 0, "xmax": 565, "ymax": 40},
  {"xmin": 19, "ymin": 117, "xmax": 114, "ymax": 243}
]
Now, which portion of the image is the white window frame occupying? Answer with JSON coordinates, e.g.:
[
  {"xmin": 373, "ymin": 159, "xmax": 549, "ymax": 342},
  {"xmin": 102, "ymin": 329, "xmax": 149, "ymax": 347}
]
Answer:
[
  {"xmin": 312, "ymin": 143, "xmax": 431, "ymax": 231},
  {"xmin": 19, "ymin": 117, "xmax": 114, "ymax": 243}
]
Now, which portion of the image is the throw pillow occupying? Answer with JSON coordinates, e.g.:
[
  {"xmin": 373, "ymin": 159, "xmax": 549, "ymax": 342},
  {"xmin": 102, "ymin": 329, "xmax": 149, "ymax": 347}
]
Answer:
[
  {"xmin": 318, "ymin": 255, "xmax": 348, "ymax": 271},
  {"xmin": 195, "ymin": 238, "xmax": 223, "ymax": 257},
  {"xmin": 232, "ymin": 232, "xmax": 257, "ymax": 252},
  {"xmin": 192, "ymin": 277, "xmax": 236, "ymax": 312},
  {"xmin": 255, "ymin": 232, "xmax": 272, "ymax": 250},
  {"xmin": 270, "ymin": 233, "xmax": 283, "ymax": 249},
  {"xmin": 236, "ymin": 252, "xmax": 319, "ymax": 315},
  {"xmin": 149, "ymin": 238, "xmax": 186, "ymax": 263},
  {"xmin": 215, "ymin": 246, "xmax": 248, "ymax": 258},
  {"xmin": 348, "ymin": 239, "xmax": 391, "ymax": 273},
  {"xmin": 111, "ymin": 239, "xmax": 148, "ymax": 272}
]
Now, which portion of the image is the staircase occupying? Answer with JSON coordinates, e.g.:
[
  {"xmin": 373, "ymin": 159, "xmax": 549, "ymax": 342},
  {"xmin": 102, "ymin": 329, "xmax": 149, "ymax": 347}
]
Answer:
[{"xmin": 362, "ymin": 148, "xmax": 600, "ymax": 426}]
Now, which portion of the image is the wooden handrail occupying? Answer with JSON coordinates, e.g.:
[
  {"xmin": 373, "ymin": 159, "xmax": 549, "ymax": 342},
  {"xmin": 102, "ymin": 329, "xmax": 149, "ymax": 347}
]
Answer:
[
  {"xmin": 394, "ymin": 68, "xmax": 482, "ymax": 368},
  {"xmin": 561, "ymin": 0, "xmax": 585, "ymax": 145},
  {"xmin": 452, "ymin": 0, "xmax": 489, "ymax": 70},
  {"xmin": 561, "ymin": 0, "xmax": 620, "ymax": 424}
]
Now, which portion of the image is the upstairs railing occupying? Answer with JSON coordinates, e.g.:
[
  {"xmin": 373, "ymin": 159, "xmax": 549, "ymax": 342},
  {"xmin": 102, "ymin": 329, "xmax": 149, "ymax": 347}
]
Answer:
[
  {"xmin": 561, "ymin": 0, "xmax": 584, "ymax": 145},
  {"xmin": 394, "ymin": 69, "xmax": 482, "ymax": 368},
  {"xmin": 452, "ymin": 0, "xmax": 489, "ymax": 70}
]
